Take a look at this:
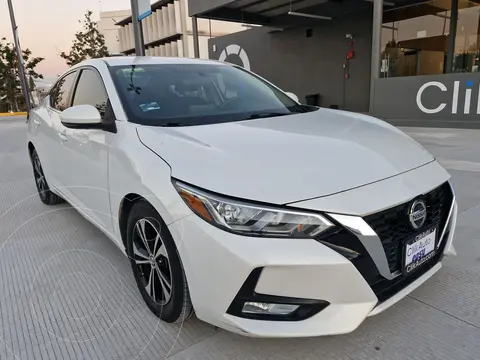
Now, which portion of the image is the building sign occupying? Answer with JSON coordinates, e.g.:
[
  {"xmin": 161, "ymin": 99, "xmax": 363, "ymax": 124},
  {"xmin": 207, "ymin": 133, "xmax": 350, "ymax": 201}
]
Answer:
[
  {"xmin": 416, "ymin": 80, "xmax": 479, "ymax": 115},
  {"xmin": 373, "ymin": 73, "xmax": 480, "ymax": 121},
  {"xmin": 218, "ymin": 44, "xmax": 251, "ymax": 70}
]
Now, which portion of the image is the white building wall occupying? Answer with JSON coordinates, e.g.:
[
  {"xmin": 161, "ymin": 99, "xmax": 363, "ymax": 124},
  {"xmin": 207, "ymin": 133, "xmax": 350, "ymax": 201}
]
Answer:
[{"xmin": 97, "ymin": 10, "xmax": 131, "ymax": 54}]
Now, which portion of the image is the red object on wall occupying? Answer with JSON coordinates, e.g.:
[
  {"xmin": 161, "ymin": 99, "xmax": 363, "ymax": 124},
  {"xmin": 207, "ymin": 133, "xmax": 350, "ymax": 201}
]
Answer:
[{"xmin": 346, "ymin": 50, "xmax": 355, "ymax": 60}]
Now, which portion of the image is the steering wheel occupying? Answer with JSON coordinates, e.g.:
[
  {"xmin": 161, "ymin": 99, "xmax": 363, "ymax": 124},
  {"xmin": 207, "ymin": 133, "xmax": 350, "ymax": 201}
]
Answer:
[{"xmin": 218, "ymin": 97, "xmax": 243, "ymax": 111}]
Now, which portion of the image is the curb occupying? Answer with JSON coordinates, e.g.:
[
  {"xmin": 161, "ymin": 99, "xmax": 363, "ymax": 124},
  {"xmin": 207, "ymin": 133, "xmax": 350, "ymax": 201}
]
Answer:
[{"xmin": 0, "ymin": 112, "xmax": 28, "ymax": 117}]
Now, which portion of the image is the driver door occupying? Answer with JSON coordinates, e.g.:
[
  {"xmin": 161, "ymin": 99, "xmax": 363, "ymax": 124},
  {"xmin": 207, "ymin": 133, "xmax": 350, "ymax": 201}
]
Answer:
[
  {"xmin": 59, "ymin": 67, "xmax": 115, "ymax": 234},
  {"xmin": 44, "ymin": 70, "xmax": 78, "ymax": 194}
]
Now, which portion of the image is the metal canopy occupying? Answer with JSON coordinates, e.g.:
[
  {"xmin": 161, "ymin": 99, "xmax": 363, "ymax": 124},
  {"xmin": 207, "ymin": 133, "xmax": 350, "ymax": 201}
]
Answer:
[
  {"xmin": 194, "ymin": 0, "xmax": 369, "ymax": 27},
  {"xmin": 190, "ymin": 0, "xmax": 441, "ymax": 27}
]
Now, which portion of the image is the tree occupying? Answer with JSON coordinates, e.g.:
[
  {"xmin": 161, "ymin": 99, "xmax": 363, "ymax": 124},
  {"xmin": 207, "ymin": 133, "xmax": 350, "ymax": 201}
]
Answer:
[
  {"xmin": 0, "ymin": 38, "xmax": 44, "ymax": 112},
  {"xmin": 61, "ymin": 10, "xmax": 109, "ymax": 66}
]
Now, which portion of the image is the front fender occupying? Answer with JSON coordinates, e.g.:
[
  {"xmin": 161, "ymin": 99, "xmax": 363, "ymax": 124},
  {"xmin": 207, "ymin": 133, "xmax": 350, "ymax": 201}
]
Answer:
[{"xmin": 108, "ymin": 123, "xmax": 192, "ymax": 246}]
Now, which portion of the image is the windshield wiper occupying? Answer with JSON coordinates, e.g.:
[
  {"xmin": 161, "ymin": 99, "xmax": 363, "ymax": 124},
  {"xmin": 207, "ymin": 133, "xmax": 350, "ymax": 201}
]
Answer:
[
  {"xmin": 247, "ymin": 112, "xmax": 291, "ymax": 120},
  {"xmin": 160, "ymin": 122, "xmax": 185, "ymax": 127}
]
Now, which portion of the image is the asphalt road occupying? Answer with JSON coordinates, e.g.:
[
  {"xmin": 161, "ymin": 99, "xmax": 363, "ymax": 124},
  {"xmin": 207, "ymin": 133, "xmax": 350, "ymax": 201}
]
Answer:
[{"xmin": 0, "ymin": 117, "xmax": 479, "ymax": 360}]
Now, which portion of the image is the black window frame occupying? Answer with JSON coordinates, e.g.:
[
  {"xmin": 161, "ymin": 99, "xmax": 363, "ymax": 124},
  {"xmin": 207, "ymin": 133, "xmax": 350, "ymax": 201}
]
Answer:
[
  {"xmin": 49, "ymin": 70, "xmax": 78, "ymax": 112},
  {"xmin": 71, "ymin": 66, "xmax": 110, "ymax": 120}
]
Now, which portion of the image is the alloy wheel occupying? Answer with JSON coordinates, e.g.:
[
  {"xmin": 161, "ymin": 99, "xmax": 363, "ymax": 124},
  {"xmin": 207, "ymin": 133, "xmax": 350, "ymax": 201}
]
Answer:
[
  {"xmin": 33, "ymin": 154, "xmax": 47, "ymax": 201},
  {"xmin": 132, "ymin": 218, "xmax": 173, "ymax": 306}
]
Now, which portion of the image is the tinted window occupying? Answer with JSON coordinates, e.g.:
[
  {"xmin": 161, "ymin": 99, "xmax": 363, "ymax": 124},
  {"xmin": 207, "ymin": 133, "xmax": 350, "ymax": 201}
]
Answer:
[
  {"xmin": 51, "ymin": 72, "xmax": 77, "ymax": 111},
  {"xmin": 109, "ymin": 64, "xmax": 314, "ymax": 127},
  {"xmin": 72, "ymin": 69, "xmax": 108, "ymax": 118}
]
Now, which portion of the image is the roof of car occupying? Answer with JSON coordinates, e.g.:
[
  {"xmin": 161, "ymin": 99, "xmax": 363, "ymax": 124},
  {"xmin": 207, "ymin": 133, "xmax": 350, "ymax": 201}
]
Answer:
[{"xmin": 77, "ymin": 56, "xmax": 228, "ymax": 68}]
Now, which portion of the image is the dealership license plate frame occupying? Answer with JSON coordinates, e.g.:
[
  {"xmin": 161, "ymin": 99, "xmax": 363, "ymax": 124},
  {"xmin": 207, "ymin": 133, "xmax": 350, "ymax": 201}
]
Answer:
[{"xmin": 403, "ymin": 226, "xmax": 437, "ymax": 275}]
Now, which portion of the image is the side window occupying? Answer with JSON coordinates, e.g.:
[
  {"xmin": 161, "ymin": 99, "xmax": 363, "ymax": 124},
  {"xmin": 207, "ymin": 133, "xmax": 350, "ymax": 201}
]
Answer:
[
  {"xmin": 48, "ymin": 85, "xmax": 58, "ymax": 106},
  {"xmin": 50, "ymin": 72, "xmax": 77, "ymax": 111},
  {"xmin": 72, "ymin": 69, "xmax": 108, "ymax": 118}
]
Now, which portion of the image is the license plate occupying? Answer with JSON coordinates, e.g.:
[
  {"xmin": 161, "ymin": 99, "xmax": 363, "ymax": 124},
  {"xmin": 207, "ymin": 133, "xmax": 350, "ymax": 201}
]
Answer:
[{"xmin": 404, "ymin": 227, "xmax": 436, "ymax": 274}]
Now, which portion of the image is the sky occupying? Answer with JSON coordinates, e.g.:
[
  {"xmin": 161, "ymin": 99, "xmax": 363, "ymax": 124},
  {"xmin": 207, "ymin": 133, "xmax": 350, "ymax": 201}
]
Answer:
[{"xmin": 0, "ymin": 0, "xmax": 131, "ymax": 83}]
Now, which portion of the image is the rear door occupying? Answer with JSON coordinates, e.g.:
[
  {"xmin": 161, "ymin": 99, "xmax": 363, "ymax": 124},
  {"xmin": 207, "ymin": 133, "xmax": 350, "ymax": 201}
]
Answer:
[{"xmin": 59, "ymin": 67, "xmax": 115, "ymax": 233}]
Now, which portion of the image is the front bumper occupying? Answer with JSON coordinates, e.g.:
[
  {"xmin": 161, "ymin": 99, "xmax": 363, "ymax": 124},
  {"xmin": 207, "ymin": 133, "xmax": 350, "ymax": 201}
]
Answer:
[{"xmin": 168, "ymin": 162, "xmax": 456, "ymax": 338}]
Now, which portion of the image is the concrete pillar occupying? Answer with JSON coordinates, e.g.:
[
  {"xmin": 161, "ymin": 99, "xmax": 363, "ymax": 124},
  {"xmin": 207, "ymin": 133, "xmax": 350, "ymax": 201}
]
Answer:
[
  {"xmin": 147, "ymin": 15, "xmax": 154, "ymax": 44},
  {"xmin": 156, "ymin": 9, "xmax": 164, "ymax": 40},
  {"xmin": 118, "ymin": 27, "xmax": 125, "ymax": 52},
  {"xmin": 127, "ymin": 24, "xmax": 133, "ymax": 50},
  {"xmin": 177, "ymin": 39, "xmax": 184, "ymax": 57},
  {"xmin": 171, "ymin": 41, "xmax": 179, "ymax": 57},
  {"xmin": 174, "ymin": 1, "xmax": 182, "ymax": 34},
  {"xmin": 144, "ymin": 16, "xmax": 151, "ymax": 44},
  {"xmin": 168, "ymin": 3, "xmax": 176, "ymax": 37},
  {"xmin": 160, "ymin": 45, "xmax": 166, "ymax": 56},
  {"xmin": 192, "ymin": 16, "xmax": 200, "ymax": 58},
  {"xmin": 143, "ymin": 18, "xmax": 149, "ymax": 44},
  {"xmin": 124, "ymin": 25, "xmax": 129, "ymax": 50},
  {"xmin": 187, "ymin": 34, "xmax": 194, "ymax": 58},
  {"xmin": 149, "ymin": 16, "xmax": 155, "ymax": 43},
  {"xmin": 131, "ymin": 24, "xmax": 135, "ymax": 50},
  {"xmin": 141, "ymin": 20, "xmax": 148, "ymax": 46},
  {"xmin": 446, "ymin": 0, "xmax": 459, "ymax": 73},
  {"xmin": 122, "ymin": 26, "xmax": 128, "ymax": 51},
  {"xmin": 132, "ymin": 23, "xmax": 136, "ymax": 48},
  {"xmin": 162, "ymin": 6, "xmax": 169, "ymax": 37},
  {"xmin": 179, "ymin": 0, "xmax": 189, "ymax": 58},
  {"xmin": 152, "ymin": 11, "xmax": 159, "ymax": 42},
  {"xmin": 198, "ymin": 35, "xmax": 208, "ymax": 59},
  {"xmin": 166, "ymin": 42, "xmax": 172, "ymax": 57},
  {"xmin": 155, "ymin": 46, "xmax": 161, "ymax": 56},
  {"xmin": 369, "ymin": 0, "xmax": 383, "ymax": 113}
]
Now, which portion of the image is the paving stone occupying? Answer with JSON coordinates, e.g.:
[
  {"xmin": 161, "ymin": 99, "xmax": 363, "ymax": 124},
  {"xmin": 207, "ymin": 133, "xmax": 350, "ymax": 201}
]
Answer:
[{"xmin": 0, "ymin": 118, "xmax": 477, "ymax": 359}]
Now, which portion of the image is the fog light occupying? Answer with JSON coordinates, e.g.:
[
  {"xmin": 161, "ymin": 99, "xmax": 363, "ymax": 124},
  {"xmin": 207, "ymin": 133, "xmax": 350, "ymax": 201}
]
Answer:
[{"xmin": 242, "ymin": 302, "xmax": 299, "ymax": 316}]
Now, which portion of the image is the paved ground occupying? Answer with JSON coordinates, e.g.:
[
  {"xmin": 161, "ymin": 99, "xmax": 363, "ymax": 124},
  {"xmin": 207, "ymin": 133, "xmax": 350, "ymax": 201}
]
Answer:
[{"xmin": 0, "ymin": 118, "xmax": 479, "ymax": 360}]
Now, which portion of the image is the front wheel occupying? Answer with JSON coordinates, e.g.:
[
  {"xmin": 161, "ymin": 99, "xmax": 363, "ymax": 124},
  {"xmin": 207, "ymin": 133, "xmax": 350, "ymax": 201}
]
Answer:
[
  {"xmin": 31, "ymin": 149, "xmax": 64, "ymax": 205},
  {"xmin": 126, "ymin": 201, "xmax": 194, "ymax": 323}
]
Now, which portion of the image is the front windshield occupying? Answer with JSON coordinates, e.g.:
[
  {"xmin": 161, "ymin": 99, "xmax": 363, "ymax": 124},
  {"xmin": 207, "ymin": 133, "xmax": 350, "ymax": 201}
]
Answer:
[{"xmin": 109, "ymin": 63, "xmax": 315, "ymax": 126}]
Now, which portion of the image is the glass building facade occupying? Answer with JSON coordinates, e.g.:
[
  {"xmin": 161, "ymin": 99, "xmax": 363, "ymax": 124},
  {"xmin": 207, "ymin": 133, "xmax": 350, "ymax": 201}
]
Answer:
[{"xmin": 381, "ymin": 0, "xmax": 480, "ymax": 78}]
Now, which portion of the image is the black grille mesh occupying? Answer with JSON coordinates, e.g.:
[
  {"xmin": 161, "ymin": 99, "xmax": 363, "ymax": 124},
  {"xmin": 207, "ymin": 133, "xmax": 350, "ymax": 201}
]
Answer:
[{"xmin": 364, "ymin": 182, "xmax": 453, "ymax": 274}]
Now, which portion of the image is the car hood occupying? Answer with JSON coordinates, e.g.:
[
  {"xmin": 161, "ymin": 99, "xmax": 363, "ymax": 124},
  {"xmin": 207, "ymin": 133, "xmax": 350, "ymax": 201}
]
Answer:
[{"xmin": 136, "ymin": 109, "xmax": 434, "ymax": 204}]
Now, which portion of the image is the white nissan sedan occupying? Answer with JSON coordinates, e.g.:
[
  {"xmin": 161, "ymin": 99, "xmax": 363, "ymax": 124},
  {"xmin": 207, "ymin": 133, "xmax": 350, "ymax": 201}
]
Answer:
[{"xmin": 27, "ymin": 57, "xmax": 457, "ymax": 338}]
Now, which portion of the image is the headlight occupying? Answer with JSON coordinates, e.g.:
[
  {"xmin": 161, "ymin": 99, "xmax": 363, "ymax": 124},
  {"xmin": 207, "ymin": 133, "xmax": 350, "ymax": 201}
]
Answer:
[{"xmin": 173, "ymin": 180, "xmax": 334, "ymax": 238}]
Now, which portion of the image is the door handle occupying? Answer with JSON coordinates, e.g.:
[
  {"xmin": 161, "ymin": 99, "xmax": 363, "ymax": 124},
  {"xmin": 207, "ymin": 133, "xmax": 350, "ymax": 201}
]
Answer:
[{"xmin": 58, "ymin": 133, "xmax": 68, "ymax": 142}]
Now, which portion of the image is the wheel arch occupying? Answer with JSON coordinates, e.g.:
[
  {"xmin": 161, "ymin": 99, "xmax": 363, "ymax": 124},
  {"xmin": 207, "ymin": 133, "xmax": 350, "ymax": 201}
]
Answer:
[{"xmin": 118, "ymin": 193, "xmax": 147, "ymax": 249}]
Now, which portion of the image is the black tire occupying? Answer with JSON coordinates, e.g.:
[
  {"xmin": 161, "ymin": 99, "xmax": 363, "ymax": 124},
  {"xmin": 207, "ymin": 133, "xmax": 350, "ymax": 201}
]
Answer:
[
  {"xmin": 30, "ymin": 149, "xmax": 64, "ymax": 205},
  {"xmin": 126, "ymin": 200, "xmax": 193, "ymax": 323}
]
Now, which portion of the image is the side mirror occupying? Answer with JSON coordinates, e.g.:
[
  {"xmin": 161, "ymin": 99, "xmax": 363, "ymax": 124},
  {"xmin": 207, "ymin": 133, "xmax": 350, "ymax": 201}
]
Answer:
[
  {"xmin": 285, "ymin": 92, "xmax": 299, "ymax": 103},
  {"xmin": 60, "ymin": 105, "xmax": 102, "ymax": 128}
]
